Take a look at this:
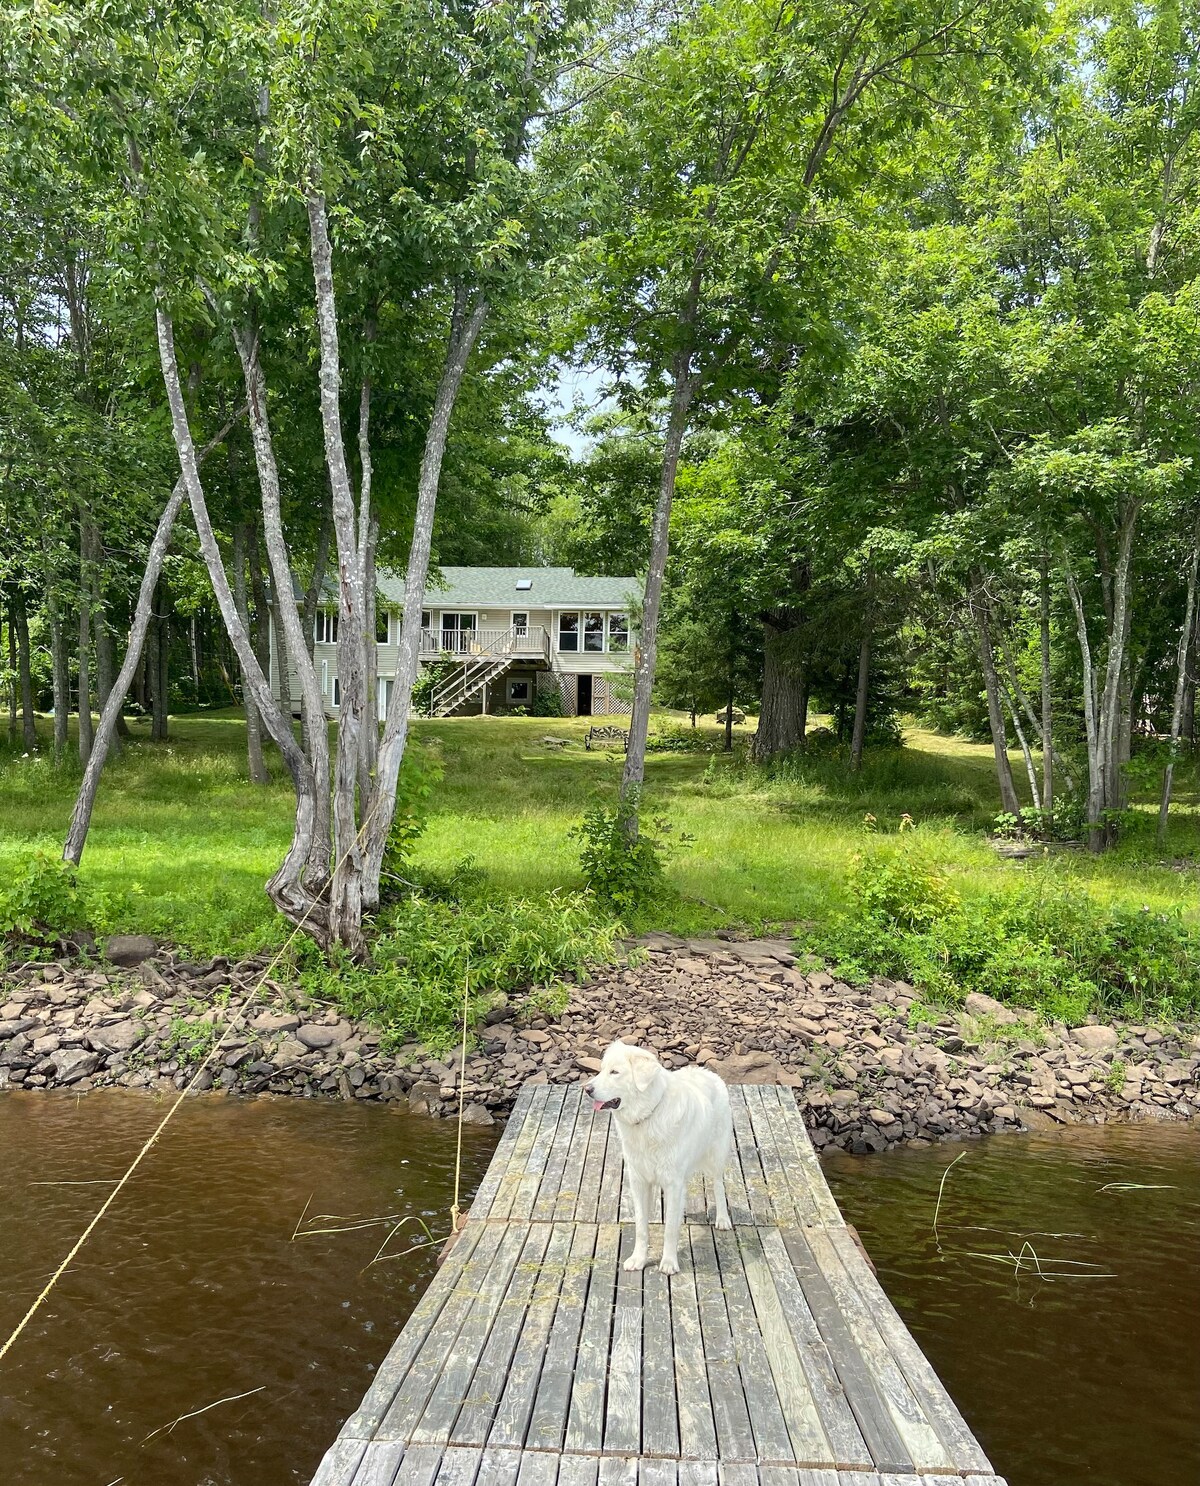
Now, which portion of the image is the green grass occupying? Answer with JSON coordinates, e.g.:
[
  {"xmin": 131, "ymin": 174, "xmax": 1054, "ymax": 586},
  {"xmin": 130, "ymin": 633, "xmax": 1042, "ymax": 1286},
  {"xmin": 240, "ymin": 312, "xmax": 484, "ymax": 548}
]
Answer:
[{"xmin": 2, "ymin": 708, "xmax": 1199, "ymax": 959}]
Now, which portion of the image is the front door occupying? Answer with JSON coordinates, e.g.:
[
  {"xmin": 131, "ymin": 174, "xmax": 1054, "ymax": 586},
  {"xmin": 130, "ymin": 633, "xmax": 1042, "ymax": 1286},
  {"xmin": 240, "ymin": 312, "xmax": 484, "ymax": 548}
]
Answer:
[{"xmin": 577, "ymin": 674, "xmax": 593, "ymax": 717}]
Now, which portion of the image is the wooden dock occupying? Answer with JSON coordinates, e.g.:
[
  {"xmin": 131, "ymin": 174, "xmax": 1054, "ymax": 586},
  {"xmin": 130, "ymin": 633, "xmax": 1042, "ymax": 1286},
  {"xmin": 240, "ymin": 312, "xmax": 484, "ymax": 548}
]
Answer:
[{"xmin": 311, "ymin": 1083, "xmax": 1005, "ymax": 1486}]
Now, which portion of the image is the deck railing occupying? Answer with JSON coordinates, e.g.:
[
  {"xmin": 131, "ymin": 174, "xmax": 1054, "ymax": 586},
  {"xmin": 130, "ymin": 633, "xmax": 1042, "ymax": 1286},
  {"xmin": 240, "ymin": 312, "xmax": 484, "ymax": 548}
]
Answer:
[{"xmin": 419, "ymin": 624, "xmax": 549, "ymax": 660}]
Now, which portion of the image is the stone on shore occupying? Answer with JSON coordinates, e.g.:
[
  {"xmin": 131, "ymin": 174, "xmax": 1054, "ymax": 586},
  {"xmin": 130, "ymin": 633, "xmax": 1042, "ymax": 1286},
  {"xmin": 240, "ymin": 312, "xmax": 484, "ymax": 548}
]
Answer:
[{"xmin": 103, "ymin": 934, "xmax": 158, "ymax": 967}]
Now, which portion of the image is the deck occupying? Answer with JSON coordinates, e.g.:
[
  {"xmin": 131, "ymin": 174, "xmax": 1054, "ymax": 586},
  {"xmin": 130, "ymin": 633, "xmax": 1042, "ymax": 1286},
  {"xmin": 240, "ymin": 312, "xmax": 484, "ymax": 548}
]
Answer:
[{"xmin": 311, "ymin": 1083, "xmax": 1005, "ymax": 1486}]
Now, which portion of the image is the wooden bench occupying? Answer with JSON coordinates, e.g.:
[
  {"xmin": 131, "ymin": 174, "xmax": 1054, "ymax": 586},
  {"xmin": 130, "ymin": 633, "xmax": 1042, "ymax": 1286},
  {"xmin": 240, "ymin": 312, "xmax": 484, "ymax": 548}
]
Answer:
[{"xmin": 584, "ymin": 725, "xmax": 629, "ymax": 751}]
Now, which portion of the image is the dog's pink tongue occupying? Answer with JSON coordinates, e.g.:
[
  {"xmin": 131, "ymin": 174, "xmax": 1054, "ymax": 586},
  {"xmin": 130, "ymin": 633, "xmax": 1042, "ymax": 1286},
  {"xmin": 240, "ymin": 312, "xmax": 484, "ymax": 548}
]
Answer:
[{"xmin": 592, "ymin": 1098, "xmax": 607, "ymax": 1112}]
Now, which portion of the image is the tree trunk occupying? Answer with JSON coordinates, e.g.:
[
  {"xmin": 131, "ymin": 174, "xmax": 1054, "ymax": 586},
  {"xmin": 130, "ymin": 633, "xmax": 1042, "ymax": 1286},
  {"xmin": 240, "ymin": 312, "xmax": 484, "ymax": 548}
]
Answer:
[
  {"xmin": 94, "ymin": 596, "xmax": 125, "ymax": 746},
  {"xmin": 249, "ymin": 522, "xmax": 274, "ymax": 760},
  {"xmin": 307, "ymin": 188, "xmax": 370, "ymax": 952},
  {"xmin": 14, "ymin": 589, "xmax": 36, "ymax": 750},
  {"xmin": 1002, "ymin": 684, "xmax": 1041, "ymax": 811},
  {"xmin": 189, "ymin": 613, "xmax": 200, "ymax": 699},
  {"xmin": 620, "ymin": 355, "xmax": 698, "ymax": 838},
  {"xmin": 50, "ymin": 607, "xmax": 69, "ymax": 762},
  {"xmin": 1158, "ymin": 528, "xmax": 1200, "ymax": 844},
  {"xmin": 849, "ymin": 583, "xmax": 872, "ymax": 773},
  {"xmin": 1064, "ymin": 565, "xmax": 1105, "ymax": 850},
  {"xmin": 5, "ymin": 597, "xmax": 16, "ymax": 744},
  {"xmin": 300, "ymin": 511, "xmax": 332, "ymax": 761},
  {"xmin": 154, "ymin": 304, "xmax": 325, "ymax": 934},
  {"xmin": 970, "ymin": 586, "xmax": 1021, "ymax": 816},
  {"xmin": 724, "ymin": 674, "xmax": 734, "ymax": 752},
  {"xmin": 233, "ymin": 521, "xmax": 269, "ymax": 783},
  {"xmin": 77, "ymin": 518, "xmax": 96, "ymax": 764},
  {"xmin": 360, "ymin": 287, "xmax": 489, "ymax": 913},
  {"xmin": 1040, "ymin": 555, "xmax": 1053, "ymax": 813},
  {"xmin": 230, "ymin": 318, "xmax": 331, "ymax": 885},
  {"xmin": 753, "ymin": 613, "xmax": 806, "ymax": 761}
]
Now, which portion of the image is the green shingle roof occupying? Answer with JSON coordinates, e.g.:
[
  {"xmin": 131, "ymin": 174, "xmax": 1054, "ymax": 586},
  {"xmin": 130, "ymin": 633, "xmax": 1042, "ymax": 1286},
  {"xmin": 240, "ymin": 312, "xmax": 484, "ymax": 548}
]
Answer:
[{"xmin": 375, "ymin": 566, "xmax": 637, "ymax": 610}]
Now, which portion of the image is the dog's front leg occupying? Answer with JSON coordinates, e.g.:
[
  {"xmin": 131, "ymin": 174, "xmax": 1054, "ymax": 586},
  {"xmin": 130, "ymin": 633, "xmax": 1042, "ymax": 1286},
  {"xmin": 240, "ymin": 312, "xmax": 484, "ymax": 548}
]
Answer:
[
  {"xmin": 623, "ymin": 1172, "xmax": 652, "ymax": 1271},
  {"xmin": 659, "ymin": 1179, "xmax": 685, "ymax": 1275}
]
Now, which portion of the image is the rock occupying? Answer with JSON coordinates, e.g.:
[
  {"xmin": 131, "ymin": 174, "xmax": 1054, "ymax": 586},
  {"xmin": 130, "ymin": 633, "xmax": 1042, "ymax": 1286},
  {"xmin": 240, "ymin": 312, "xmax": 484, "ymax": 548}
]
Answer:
[
  {"xmin": 103, "ymin": 934, "xmax": 157, "ymax": 967},
  {"xmin": 296, "ymin": 1021, "xmax": 352, "ymax": 1050},
  {"xmin": 576, "ymin": 1056, "xmax": 602, "ymax": 1074},
  {"xmin": 273, "ymin": 1037, "xmax": 308, "ymax": 1066},
  {"xmin": 88, "ymin": 1019, "xmax": 144, "ymax": 1054},
  {"xmin": 0, "ymin": 1017, "xmax": 39, "ymax": 1040},
  {"xmin": 964, "ymin": 992, "xmax": 1018, "ymax": 1025},
  {"xmin": 1071, "ymin": 1025, "xmax": 1118, "ymax": 1053},
  {"xmin": 250, "ymin": 1011, "xmax": 302, "ymax": 1034},
  {"xmin": 461, "ymin": 1102, "xmax": 495, "ymax": 1126},
  {"xmin": 50, "ymin": 1048, "xmax": 100, "ymax": 1085}
]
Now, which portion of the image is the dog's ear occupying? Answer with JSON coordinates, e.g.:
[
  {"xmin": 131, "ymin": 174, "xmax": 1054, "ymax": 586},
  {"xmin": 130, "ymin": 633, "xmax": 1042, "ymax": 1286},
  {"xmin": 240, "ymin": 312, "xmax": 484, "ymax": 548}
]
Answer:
[{"xmin": 628, "ymin": 1047, "xmax": 661, "ymax": 1092}]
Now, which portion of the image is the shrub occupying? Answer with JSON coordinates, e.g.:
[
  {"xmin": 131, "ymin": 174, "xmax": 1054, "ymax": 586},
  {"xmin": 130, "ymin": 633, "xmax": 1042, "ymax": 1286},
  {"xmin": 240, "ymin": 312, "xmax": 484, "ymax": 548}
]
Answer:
[
  {"xmin": 380, "ymin": 741, "xmax": 444, "ymax": 890},
  {"xmin": 300, "ymin": 892, "xmax": 620, "ymax": 1051},
  {"xmin": 820, "ymin": 837, "xmax": 1200, "ymax": 1021},
  {"xmin": 411, "ymin": 658, "xmax": 459, "ymax": 717},
  {"xmin": 1, "ymin": 852, "xmax": 98, "ymax": 943},
  {"xmin": 571, "ymin": 801, "xmax": 679, "ymax": 918},
  {"xmin": 531, "ymin": 686, "xmax": 563, "ymax": 718}
]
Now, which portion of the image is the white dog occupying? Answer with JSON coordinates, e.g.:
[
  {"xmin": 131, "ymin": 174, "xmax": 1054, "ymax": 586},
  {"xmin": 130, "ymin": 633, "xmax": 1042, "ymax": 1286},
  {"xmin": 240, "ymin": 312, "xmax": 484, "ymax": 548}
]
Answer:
[{"xmin": 584, "ymin": 1039, "xmax": 733, "ymax": 1275}]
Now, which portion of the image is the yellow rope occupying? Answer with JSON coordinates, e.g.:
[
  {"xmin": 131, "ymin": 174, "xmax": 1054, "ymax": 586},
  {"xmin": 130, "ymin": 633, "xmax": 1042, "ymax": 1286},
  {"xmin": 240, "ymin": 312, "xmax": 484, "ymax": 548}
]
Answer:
[{"xmin": 0, "ymin": 802, "xmax": 383, "ymax": 1368}]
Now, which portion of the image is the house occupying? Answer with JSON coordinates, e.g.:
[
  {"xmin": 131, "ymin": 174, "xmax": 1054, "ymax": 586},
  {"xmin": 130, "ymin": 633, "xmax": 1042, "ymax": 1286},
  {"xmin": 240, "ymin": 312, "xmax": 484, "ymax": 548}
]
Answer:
[{"xmin": 272, "ymin": 566, "xmax": 638, "ymax": 719}]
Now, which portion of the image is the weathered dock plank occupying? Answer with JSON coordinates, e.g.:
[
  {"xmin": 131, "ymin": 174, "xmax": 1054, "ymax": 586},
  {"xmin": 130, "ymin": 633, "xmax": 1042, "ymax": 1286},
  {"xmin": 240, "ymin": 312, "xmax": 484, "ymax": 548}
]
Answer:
[{"xmin": 311, "ymin": 1084, "xmax": 1005, "ymax": 1486}]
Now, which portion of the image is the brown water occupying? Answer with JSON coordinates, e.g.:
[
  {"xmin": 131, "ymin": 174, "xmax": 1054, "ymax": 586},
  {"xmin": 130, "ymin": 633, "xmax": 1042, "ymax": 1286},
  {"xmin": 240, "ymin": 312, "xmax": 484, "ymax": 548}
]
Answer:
[
  {"xmin": 824, "ymin": 1124, "xmax": 1200, "ymax": 1486},
  {"xmin": 0, "ymin": 1090, "xmax": 497, "ymax": 1486}
]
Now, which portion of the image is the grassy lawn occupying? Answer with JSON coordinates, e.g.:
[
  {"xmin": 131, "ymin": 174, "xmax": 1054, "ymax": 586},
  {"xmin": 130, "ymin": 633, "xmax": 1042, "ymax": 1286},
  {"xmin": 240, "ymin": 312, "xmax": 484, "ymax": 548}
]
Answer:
[
  {"xmin": 2, "ymin": 709, "xmax": 1199, "ymax": 960},
  {"xmin": 7, "ymin": 707, "xmax": 1200, "ymax": 962}
]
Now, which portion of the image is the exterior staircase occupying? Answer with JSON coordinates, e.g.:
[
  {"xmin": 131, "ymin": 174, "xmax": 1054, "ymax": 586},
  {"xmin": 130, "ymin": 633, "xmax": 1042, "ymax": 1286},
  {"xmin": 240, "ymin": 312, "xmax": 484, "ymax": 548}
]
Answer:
[{"xmin": 430, "ymin": 652, "xmax": 516, "ymax": 717}]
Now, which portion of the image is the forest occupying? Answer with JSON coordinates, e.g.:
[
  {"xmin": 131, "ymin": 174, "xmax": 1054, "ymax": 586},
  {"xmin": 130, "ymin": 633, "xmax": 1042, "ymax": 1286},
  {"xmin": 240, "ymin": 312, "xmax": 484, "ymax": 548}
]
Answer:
[{"xmin": 3, "ymin": 0, "xmax": 1200, "ymax": 1013}]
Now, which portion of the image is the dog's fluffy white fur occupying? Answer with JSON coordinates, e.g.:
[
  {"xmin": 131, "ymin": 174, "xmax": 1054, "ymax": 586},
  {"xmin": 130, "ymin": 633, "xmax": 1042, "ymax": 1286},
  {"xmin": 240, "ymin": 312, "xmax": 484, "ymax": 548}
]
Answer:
[{"xmin": 585, "ymin": 1038, "xmax": 732, "ymax": 1274}]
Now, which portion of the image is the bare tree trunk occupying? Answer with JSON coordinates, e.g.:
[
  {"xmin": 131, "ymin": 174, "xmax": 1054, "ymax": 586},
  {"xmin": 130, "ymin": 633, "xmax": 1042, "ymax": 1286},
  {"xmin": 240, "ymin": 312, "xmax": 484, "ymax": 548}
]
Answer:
[
  {"xmin": 753, "ymin": 613, "xmax": 806, "ymax": 761},
  {"xmin": 970, "ymin": 585, "xmax": 1022, "ymax": 816},
  {"xmin": 233, "ymin": 521, "xmax": 269, "ymax": 783},
  {"xmin": 1158, "ymin": 527, "xmax": 1200, "ymax": 843},
  {"xmin": 189, "ymin": 613, "xmax": 200, "ymax": 698},
  {"xmin": 1040, "ymin": 555, "xmax": 1053, "ymax": 813},
  {"xmin": 300, "ymin": 510, "xmax": 332, "ymax": 759},
  {"xmin": 307, "ymin": 189, "xmax": 370, "ymax": 952},
  {"xmin": 1064, "ymin": 564, "xmax": 1104, "ymax": 850},
  {"xmin": 14, "ymin": 589, "xmax": 36, "ymax": 750},
  {"xmin": 229, "ymin": 320, "xmax": 330, "ymax": 881},
  {"xmin": 77, "ymin": 517, "xmax": 96, "ymax": 764},
  {"xmin": 361, "ymin": 287, "xmax": 489, "ymax": 912},
  {"xmin": 1095, "ymin": 505, "xmax": 1138, "ymax": 844},
  {"xmin": 356, "ymin": 354, "xmax": 379, "ymax": 799},
  {"xmin": 1001, "ymin": 683, "xmax": 1040, "ymax": 811},
  {"xmin": 50, "ymin": 607, "xmax": 69, "ymax": 762},
  {"xmin": 154, "ymin": 304, "xmax": 326, "ymax": 933},
  {"xmin": 620, "ymin": 356, "xmax": 698, "ymax": 837},
  {"xmin": 249, "ymin": 522, "xmax": 273, "ymax": 754},
  {"xmin": 5, "ymin": 597, "xmax": 16, "ymax": 744},
  {"xmin": 94, "ymin": 595, "xmax": 125, "ymax": 747},
  {"xmin": 724, "ymin": 674, "xmax": 735, "ymax": 752},
  {"xmin": 849, "ymin": 582, "xmax": 873, "ymax": 772},
  {"xmin": 64, "ymin": 415, "xmax": 240, "ymax": 865}
]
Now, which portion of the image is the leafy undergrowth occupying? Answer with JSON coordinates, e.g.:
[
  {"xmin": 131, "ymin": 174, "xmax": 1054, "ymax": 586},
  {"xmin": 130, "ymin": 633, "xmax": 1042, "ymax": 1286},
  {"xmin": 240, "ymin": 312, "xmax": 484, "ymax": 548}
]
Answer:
[
  {"xmin": 295, "ymin": 892, "xmax": 622, "ymax": 1054},
  {"xmin": 819, "ymin": 834, "xmax": 1200, "ymax": 1025}
]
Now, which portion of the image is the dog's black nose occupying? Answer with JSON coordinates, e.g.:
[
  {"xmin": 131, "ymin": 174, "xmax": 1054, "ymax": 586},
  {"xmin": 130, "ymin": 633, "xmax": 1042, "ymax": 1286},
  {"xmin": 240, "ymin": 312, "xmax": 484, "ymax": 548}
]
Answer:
[{"xmin": 583, "ymin": 1082, "xmax": 594, "ymax": 1097}]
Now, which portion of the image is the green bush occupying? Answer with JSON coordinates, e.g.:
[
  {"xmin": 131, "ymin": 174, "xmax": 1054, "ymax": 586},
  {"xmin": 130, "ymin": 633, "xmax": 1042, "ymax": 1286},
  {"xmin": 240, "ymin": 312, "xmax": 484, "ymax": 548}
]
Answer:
[
  {"xmin": 300, "ymin": 892, "xmax": 620, "ymax": 1051},
  {"xmin": 571, "ymin": 801, "xmax": 672, "ymax": 918},
  {"xmin": 411, "ymin": 658, "xmax": 459, "ymax": 717},
  {"xmin": 821, "ymin": 837, "xmax": 1200, "ymax": 1021},
  {"xmin": 1, "ymin": 852, "xmax": 100, "ymax": 943},
  {"xmin": 380, "ymin": 741, "xmax": 444, "ymax": 889},
  {"xmin": 531, "ymin": 686, "xmax": 563, "ymax": 718}
]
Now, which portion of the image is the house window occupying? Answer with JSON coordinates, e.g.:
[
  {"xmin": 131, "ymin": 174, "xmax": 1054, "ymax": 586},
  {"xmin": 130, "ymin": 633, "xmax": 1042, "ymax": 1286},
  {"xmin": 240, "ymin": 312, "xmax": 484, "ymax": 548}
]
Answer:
[
  {"xmin": 508, "ymin": 678, "xmax": 531, "ymax": 704},
  {"xmin": 583, "ymin": 612, "xmax": 604, "ymax": 652},
  {"xmin": 321, "ymin": 660, "xmax": 329, "ymax": 696},
  {"xmin": 421, "ymin": 610, "xmax": 431, "ymax": 630},
  {"xmin": 512, "ymin": 611, "xmax": 528, "ymax": 636},
  {"xmin": 558, "ymin": 612, "xmax": 579, "ymax": 652},
  {"xmin": 332, "ymin": 676, "xmax": 341, "ymax": 707},
  {"xmin": 440, "ymin": 612, "xmax": 476, "ymax": 652},
  {"xmin": 315, "ymin": 611, "xmax": 338, "ymax": 644},
  {"xmin": 608, "ymin": 613, "xmax": 629, "ymax": 651},
  {"xmin": 376, "ymin": 608, "xmax": 389, "ymax": 644}
]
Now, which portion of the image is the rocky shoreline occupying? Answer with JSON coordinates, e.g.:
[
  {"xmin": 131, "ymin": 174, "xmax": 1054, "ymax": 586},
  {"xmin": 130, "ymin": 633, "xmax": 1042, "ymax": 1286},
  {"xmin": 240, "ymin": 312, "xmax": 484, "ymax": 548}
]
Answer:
[{"xmin": 2, "ymin": 931, "xmax": 1198, "ymax": 1152}]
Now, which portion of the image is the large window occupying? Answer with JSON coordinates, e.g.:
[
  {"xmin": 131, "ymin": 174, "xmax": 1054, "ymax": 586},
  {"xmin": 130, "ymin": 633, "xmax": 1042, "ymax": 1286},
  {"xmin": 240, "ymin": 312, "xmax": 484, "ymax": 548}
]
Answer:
[
  {"xmin": 440, "ymin": 612, "xmax": 476, "ymax": 652},
  {"xmin": 583, "ymin": 612, "xmax": 604, "ymax": 652},
  {"xmin": 607, "ymin": 613, "xmax": 629, "ymax": 651},
  {"xmin": 558, "ymin": 612, "xmax": 579, "ymax": 652},
  {"xmin": 315, "ymin": 611, "xmax": 338, "ymax": 645},
  {"xmin": 512, "ymin": 611, "xmax": 528, "ymax": 636}
]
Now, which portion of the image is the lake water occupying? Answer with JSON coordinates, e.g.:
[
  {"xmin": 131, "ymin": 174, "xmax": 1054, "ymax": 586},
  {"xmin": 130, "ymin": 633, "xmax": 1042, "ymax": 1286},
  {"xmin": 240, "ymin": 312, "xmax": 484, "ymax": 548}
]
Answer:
[
  {"xmin": 0, "ymin": 1090, "xmax": 497, "ymax": 1485},
  {"xmin": 1, "ymin": 1093, "xmax": 1196, "ymax": 1486},
  {"xmin": 825, "ymin": 1123, "xmax": 1200, "ymax": 1486}
]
